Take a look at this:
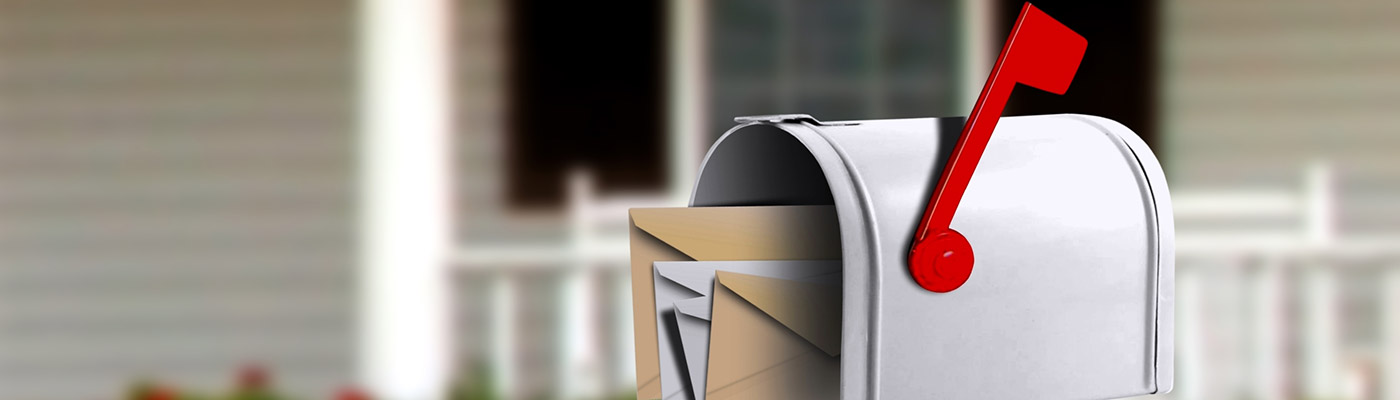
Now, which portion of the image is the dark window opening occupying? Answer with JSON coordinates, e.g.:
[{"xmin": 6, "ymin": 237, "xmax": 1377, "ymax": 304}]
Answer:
[
  {"xmin": 507, "ymin": 1, "xmax": 668, "ymax": 208},
  {"xmin": 995, "ymin": 0, "xmax": 1159, "ymax": 148}
]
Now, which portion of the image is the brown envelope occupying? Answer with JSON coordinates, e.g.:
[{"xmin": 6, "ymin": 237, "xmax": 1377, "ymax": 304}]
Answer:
[
  {"xmin": 705, "ymin": 271, "xmax": 842, "ymax": 400},
  {"xmin": 629, "ymin": 206, "xmax": 840, "ymax": 400}
]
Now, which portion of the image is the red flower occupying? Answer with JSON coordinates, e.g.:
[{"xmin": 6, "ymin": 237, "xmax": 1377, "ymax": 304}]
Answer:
[
  {"xmin": 237, "ymin": 364, "xmax": 270, "ymax": 390},
  {"xmin": 143, "ymin": 385, "xmax": 178, "ymax": 400},
  {"xmin": 335, "ymin": 387, "xmax": 372, "ymax": 400}
]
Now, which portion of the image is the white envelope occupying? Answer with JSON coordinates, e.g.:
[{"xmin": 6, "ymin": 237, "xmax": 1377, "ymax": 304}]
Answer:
[
  {"xmin": 652, "ymin": 260, "xmax": 840, "ymax": 400},
  {"xmin": 672, "ymin": 296, "xmax": 713, "ymax": 399}
]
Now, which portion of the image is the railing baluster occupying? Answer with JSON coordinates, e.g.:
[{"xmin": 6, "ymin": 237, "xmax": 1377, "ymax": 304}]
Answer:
[
  {"xmin": 1176, "ymin": 264, "xmax": 1205, "ymax": 400},
  {"xmin": 1303, "ymin": 265, "xmax": 1341, "ymax": 399},
  {"xmin": 490, "ymin": 272, "xmax": 518, "ymax": 399},
  {"xmin": 559, "ymin": 269, "xmax": 602, "ymax": 398},
  {"xmin": 612, "ymin": 268, "xmax": 637, "ymax": 395},
  {"xmin": 1383, "ymin": 267, "xmax": 1400, "ymax": 400},
  {"xmin": 1249, "ymin": 259, "xmax": 1285, "ymax": 400}
]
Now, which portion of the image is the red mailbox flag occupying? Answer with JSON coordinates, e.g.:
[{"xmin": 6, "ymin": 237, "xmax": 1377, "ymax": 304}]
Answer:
[{"xmin": 909, "ymin": 2, "xmax": 1087, "ymax": 293}]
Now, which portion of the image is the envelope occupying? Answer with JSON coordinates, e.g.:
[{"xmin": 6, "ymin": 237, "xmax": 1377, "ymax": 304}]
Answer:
[
  {"xmin": 673, "ymin": 297, "xmax": 712, "ymax": 399},
  {"xmin": 629, "ymin": 206, "xmax": 840, "ymax": 400},
  {"xmin": 705, "ymin": 271, "xmax": 841, "ymax": 400},
  {"xmin": 653, "ymin": 261, "xmax": 841, "ymax": 399}
]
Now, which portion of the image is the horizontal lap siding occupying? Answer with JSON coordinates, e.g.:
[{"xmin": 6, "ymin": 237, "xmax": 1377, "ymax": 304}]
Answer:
[
  {"xmin": 0, "ymin": 0, "xmax": 356, "ymax": 398},
  {"xmin": 1164, "ymin": 0, "xmax": 1400, "ymax": 233}
]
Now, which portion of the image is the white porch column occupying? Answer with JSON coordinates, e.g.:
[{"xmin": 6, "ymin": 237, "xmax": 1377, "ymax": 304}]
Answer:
[
  {"xmin": 957, "ymin": 0, "xmax": 994, "ymax": 110},
  {"xmin": 667, "ymin": 0, "xmax": 708, "ymax": 204},
  {"xmin": 357, "ymin": 0, "xmax": 454, "ymax": 398}
]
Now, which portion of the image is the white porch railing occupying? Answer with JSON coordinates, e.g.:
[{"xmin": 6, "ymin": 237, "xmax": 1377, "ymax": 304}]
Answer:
[
  {"xmin": 1173, "ymin": 162, "xmax": 1400, "ymax": 400},
  {"xmin": 452, "ymin": 171, "xmax": 673, "ymax": 399},
  {"xmin": 455, "ymin": 162, "xmax": 1400, "ymax": 400}
]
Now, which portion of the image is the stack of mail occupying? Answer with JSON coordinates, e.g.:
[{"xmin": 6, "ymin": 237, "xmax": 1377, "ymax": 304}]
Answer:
[{"xmin": 630, "ymin": 206, "xmax": 844, "ymax": 400}]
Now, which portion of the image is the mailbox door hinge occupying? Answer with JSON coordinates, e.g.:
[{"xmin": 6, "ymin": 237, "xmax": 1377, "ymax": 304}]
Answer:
[{"xmin": 733, "ymin": 114, "xmax": 859, "ymax": 126}]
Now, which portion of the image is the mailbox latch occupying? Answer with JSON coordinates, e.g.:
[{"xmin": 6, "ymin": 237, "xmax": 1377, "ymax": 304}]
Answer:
[{"xmin": 734, "ymin": 114, "xmax": 858, "ymax": 126}]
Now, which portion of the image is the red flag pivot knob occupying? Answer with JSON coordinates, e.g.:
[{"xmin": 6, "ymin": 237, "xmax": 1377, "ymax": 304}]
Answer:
[{"xmin": 909, "ymin": 230, "xmax": 974, "ymax": 292}]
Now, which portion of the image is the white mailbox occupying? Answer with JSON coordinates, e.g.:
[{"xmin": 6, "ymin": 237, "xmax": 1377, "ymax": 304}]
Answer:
[{"xmin": 682, "ymin": 113, "xmax": 1173, "ymax": 399}]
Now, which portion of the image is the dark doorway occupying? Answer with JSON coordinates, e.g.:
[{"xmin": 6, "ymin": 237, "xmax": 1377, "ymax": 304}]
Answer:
[
  {"xmin": 994, "ymin": 1, "xmax": 1159, "ymax": 147},
  {"xmin": 507, "ymin": 1, "xmax": 668, "ymax": 208}
]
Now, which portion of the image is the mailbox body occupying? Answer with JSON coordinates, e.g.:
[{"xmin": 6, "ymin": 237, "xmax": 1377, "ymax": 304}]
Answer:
[{"xmin": 690, "ymin": 114, "xmax": 1173, "ymax": 399}]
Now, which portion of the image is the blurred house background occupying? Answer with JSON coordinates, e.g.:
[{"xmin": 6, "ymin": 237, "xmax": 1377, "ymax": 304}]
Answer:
[{"xmin": 0, "ymin": 0, "xmax": 1397, "ymax": 399}]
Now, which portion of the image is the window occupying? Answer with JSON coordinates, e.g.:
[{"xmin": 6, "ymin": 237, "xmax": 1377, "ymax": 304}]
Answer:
[
  {"xmin": 506, "ymin": 1, "xmax": 668, "ymax": 208},
  {"xmin": 708, "ymin": 0, "xmax": 962, "ymax": 137}
]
